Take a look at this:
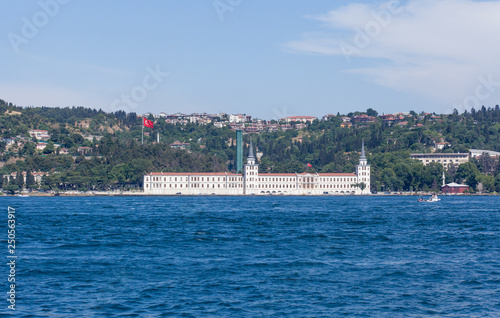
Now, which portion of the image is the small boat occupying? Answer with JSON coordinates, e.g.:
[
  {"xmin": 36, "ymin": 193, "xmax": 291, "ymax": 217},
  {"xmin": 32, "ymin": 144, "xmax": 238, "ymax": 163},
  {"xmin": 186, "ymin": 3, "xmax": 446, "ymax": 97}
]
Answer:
[
  {"xmin": 427, "ymin": 195, "xmax": 440, "ymax": 202},
  {"xmin": 418, "ymin": 194, "xmax": 440, "ymax": 202}
]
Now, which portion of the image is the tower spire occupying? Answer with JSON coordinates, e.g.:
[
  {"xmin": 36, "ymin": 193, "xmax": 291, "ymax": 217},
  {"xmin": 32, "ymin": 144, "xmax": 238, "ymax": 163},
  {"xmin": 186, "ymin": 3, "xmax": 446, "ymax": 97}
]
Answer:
[
  {"xmin": 360, "ymin": 139, "xmax": 366, "ymax": 160},
  {"xmin": 248, "ymin": 140, "xmax": 255, "ymax": 159}
]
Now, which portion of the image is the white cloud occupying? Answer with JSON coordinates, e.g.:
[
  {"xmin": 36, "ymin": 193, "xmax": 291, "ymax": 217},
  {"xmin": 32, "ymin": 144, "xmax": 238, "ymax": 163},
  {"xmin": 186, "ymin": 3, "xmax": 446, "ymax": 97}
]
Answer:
[{"xmin": 284, "ymin": 0, "xmax": 500, "ymax": 110}]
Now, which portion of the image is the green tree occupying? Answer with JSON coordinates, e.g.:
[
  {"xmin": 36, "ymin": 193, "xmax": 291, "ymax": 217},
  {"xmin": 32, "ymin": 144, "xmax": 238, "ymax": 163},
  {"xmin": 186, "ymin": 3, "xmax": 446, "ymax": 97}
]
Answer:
[
  {"xmin": 366, "ymin": 108, "xmax": 378, "ymax": 117},
  {"xmin": 495, "ymin": 174, "xmax": 500, "ymax": 193},
  {"xmin": 20, "ymin": 142, "xmax": 36, "ymax": 156},
  {"xmin": 4, "ymin": 183, "xmax": 19, "ymax": 195},
  {"xmin": 456, "ymin": 162, "xmax": 481, "ymax": 190},
  {"xmin": 25, "ymin": 170, "xmax": 36, "ymax": 189},
  {"xmin": 43, "ymin": 142, "xmax": 55, "ymax": 154},
  {"xmin": 479, "ymin": 174, "xmax": 495, "ymax": 193},
  {"xmin": 15, "ymin": 171, "xmax": 24, "ymax": 189}
]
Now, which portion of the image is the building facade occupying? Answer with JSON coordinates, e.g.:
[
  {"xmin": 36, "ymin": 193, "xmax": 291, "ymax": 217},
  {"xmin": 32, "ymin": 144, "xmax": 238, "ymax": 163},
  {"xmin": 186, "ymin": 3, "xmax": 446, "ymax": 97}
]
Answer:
[
  {"xmin": 28, "ymin": 129, "xmax": 50, "ymax": 141},
  {"xmin": 441, "ymin": 183, "xmax": 469, "ymax": 194},
  {"xmin": 3, "ymin": 171, "xmax": 47, "ymax": 185},
  {"xmin": 143, "ymin": 142, "xmax": 371, "ymax": 195},
  {"xmin": 410, "ymin": 153, "xmax": 469, "ymax": 169},
  {"xmin": 283, "ymin": 116, "xmax": 317, "ymax": 123},
  {"xmin": 469, "ymin": 149, "xmax": 500, "ymax": 158}
]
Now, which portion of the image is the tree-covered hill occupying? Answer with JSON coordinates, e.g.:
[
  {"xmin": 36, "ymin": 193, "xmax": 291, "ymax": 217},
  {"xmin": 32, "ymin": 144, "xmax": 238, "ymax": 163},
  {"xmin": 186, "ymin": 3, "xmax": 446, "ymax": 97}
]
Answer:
[{"xmin": 1, "ymin": 98, "xmax": 499, "ymax": 193}]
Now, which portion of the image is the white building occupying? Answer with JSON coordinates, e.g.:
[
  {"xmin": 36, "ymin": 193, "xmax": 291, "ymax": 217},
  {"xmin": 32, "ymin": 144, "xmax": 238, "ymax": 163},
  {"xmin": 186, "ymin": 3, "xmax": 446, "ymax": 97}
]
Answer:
[
  {"xmin": 229, "ymin": 114, "xmax": 249, "ymax": 123},
  {"xmin": 143, "ymin": 142, "xmax": 371, "ymax": 195},
  {"xmin": 469, "ymin": 149, "xmax": 500, "ymax": 158},
  {"xmin": 283, "ymin": 116, "xmax": 317, "ymax": 123},
  {"xmin": 28, "ymin": 129, "xmax": 50, "ymax": 141},
  {"xmin": 3, "ymin": 171, "xmax": 47, "ymax": 185},
  {"xmin": 410, "ymin": 153, "xmax": 469, "ymax": 169}
]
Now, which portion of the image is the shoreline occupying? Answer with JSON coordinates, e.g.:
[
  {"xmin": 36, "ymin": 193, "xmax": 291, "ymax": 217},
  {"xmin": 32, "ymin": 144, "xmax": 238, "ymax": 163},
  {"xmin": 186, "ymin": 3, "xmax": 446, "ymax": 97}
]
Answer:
[{"xmin": 3, "ymin": 191, "xmax": 499, "ymax": 197}]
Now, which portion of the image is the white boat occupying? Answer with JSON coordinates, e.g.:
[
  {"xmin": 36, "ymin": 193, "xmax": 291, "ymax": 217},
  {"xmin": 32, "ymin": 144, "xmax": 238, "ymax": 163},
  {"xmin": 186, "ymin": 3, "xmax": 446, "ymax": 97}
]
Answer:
[
  {"xmin": 418, "ymin": 194, "xmax": 440, "ymax": 202},
  {"xmin": 427, "ymin": 195, "xmax": 440, "ymax": 202}
]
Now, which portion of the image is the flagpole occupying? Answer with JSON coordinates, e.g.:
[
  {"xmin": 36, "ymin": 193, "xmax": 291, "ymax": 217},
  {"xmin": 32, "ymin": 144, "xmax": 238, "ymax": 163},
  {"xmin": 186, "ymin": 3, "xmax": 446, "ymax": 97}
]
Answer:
[{"xmin": 142, "ymin": 123, "xmax": 144, "ymax": 145}]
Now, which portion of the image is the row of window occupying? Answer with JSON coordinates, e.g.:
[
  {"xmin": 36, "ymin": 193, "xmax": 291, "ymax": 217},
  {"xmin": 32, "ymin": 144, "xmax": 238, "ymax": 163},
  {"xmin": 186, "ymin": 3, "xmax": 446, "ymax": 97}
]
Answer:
[
  {"xmin": 425, "ymin": 159, "xmax": 460, "ymax": 163},
  {"xmin": 147, "ymin": 183, "xmax": 356, "ymax": 190},
  {"xmin": 147, "ymin": 181, "xmax": 361, "ymax": 189},
  {"xmin": 146, "ymin": 183, "xmax": 243, "ymax": 189},
  {"xmin": 147, "ymin": 176, "xmax": 363, "ymax": 183},
  {"xmin": 147, "ymin": 176, "xmax": 243, "ymax": 182}
]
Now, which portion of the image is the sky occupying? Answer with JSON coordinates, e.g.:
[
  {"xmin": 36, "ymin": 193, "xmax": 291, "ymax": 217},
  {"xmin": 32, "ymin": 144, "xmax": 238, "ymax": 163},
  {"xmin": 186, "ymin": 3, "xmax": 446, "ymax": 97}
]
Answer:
[{"xmin": 2, "ymin": 0, "xmax": 500, "ymax": 120}]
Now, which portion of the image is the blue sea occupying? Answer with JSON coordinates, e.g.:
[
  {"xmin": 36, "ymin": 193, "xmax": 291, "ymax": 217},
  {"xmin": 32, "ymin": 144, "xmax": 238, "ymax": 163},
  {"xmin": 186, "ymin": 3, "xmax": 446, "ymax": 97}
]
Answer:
[{"xmin": 1, "ymin": 196, "xmax": 500, "ymax": 317}]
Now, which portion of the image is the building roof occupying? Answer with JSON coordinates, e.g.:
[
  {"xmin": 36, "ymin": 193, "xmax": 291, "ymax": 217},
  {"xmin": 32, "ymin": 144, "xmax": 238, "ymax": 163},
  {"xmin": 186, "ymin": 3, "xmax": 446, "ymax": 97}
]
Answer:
[
  {"xmin": 29, "ymin": 129, "xmax": 49, "ymax": 133},
  {"xmin": 147, "ymin": 172, "xmax": 357, "ymax": 177},
  {"xmin": 318, "ymin": 173, "xmax": 357, "ymax": 177},
  {"xmin": 147, "ymin": 172, "xmax": 240, "ymax": 176},
  {"xmin": 285, "ymin": 116, "xmax": 317, "ymax": 119},
  {"xmin": 442, "ymin": 183, "xmax": 469, "ymax": 188},
  {"xmin": 411, "ymin": 153, "xmax": 469, "ymax": 157}
]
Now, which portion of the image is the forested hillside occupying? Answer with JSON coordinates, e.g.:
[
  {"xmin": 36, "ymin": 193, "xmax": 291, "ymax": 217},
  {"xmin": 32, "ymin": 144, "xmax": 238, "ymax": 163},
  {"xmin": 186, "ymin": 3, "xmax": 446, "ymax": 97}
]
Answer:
[{"xmin": 1, "ymin": 98, "xmax": 500, "ymax": 193}]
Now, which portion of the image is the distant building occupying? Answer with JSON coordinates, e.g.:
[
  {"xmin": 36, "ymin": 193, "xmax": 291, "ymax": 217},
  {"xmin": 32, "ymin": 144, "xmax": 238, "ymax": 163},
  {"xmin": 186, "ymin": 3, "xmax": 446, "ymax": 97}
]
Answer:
[
  {"xmin": 170, "ymin": 141, "xmax": 190, "ymax": 150},
  {"xmin": 229, "ymin": 123, "xmax": 245, "ymax": 131},
  {"xmin": 267, "ymin": 124, "xmax": 279, "ymax": 132},
  {"xmin": 144, "ymin": 141, "xmax": 371, "ymax": 195},
  {"xmin": 353, "ymin": 114, "xmax": 377, "ymax": 123},
  {"xmin": 3, "ymin": 171, "xmax": 47, "ymax": 185},
  {"xmin": 77, "ymin": 147, "xmax": 93, "ymax": 154},
  {"xmin": 322, "ymin": 114, "xmax": 335, "ymax": 121},
  {"xmin": 244, "ymin": 126, "xmax": 260, "ymax": 134},
  {"xmin": 469, "ymin": 149, "xmax": 500, "ymax": 158},
  {"xmin": 36, "ymin": 142, "xmax": 48, "ymax": 150},
  {"xmin": 229, "ymin": 114, "xmax": 250, "ymax": 123},
  {"xmin": 28, "ymin": 130, "xmax": 50, "ymax": 141},
  {"xmin": 2, "ymin": 138, "xmax": 15, "ymax": 148},
  {"xmin": 441, "ymin": 183, "xmax": 469, "ymax": 194},
  {"xmin": 83, "ymin": 135, "xmax": 103, "ymax": 142},
  {"xmin": 434, "ymin": 142, "xmax": 449, "ymax": 150},
  {"xmin": 380, "ymin": 115, "xmax": 397, "ymax": 125},
  {"xmin": 410, "ymin": 153, "xmax": 469, "ymax": 169},
  {"xmin": 284, "ymin": 116, "xmax": 317, "ymax": 123}
]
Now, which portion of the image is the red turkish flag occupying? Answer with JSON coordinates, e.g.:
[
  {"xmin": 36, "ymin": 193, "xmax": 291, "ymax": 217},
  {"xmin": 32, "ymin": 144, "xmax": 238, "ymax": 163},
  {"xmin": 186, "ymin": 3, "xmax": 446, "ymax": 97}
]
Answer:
[
  {"xmin": 143, "ymin": 117, "xmax": 154, "ymax": 129},
  {"xmin": 307, "ymin": 163, "xmax": 312, "ymax": 168}
]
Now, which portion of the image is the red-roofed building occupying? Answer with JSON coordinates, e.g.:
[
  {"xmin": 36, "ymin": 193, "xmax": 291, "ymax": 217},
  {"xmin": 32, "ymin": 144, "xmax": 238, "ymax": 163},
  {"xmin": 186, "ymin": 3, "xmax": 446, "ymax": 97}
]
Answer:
[
  {"xmin": 354, "ymin": 114, "xmax": 377, "ymax": 123},
  {"xmin": 144, "ymin": 141, "xmax": 371, "ymax": 195},
  {"xmin": 441, "ymin": 183, "xmax": 469, "ymax": 194}
]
